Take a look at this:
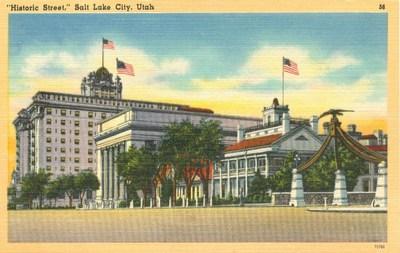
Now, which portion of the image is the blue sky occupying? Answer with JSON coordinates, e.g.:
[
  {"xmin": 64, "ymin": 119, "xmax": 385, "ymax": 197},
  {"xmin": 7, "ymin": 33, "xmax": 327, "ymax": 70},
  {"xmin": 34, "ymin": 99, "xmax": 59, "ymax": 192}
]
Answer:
[{"xmin": 9, "ymin": 13, "xmax": 388, "ymax": 132}]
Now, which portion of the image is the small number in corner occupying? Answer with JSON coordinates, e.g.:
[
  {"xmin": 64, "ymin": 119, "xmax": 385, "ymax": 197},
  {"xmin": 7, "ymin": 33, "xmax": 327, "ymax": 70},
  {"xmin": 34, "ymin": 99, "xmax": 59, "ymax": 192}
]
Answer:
[{"xmin": 378, "ymin": 4, "xmax": 385, "ymax": 10}]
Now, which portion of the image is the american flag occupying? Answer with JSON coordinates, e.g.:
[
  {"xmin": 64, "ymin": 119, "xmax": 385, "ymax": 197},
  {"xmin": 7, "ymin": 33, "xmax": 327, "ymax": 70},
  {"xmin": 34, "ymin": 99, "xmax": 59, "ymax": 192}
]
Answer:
[
  {"xmin": 116, "ymin": 58, "xmax": 134, "ymax": 76},
  {"xmin": 283, "ymin": 57, "xmax": 299, "ymax": 75},
  {"xmin": 103, "ymin": 38, "xmax": 115, "ymax": 49}
]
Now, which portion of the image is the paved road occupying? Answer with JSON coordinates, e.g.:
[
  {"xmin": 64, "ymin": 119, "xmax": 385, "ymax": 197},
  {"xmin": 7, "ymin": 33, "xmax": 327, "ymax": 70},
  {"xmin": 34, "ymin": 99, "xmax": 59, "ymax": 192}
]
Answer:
[{"xmin": 8, "ymin": 207, "xmax": 386, "ymax": 242}]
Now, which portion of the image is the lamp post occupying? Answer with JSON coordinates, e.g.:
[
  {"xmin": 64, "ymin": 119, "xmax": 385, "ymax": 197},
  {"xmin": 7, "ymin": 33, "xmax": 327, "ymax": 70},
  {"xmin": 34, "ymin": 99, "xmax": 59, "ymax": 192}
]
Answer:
[{"xmin": 294, "ymin": 152, "xmax": 301, "ymax": 169}]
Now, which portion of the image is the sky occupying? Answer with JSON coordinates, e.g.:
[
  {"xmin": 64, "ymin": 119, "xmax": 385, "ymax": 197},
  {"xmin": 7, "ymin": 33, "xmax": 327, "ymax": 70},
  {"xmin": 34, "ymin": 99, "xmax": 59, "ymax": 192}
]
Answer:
[{"xmin": 8, "ymin": 13, "xmax": 388, "ymax": 176}]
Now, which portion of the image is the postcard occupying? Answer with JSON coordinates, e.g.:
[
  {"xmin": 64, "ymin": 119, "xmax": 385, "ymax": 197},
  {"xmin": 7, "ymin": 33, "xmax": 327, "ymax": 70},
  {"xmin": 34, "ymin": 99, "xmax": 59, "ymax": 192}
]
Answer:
[{"xmin": 0, "ymin": 0, "xmax": 399, "ymax": 253}]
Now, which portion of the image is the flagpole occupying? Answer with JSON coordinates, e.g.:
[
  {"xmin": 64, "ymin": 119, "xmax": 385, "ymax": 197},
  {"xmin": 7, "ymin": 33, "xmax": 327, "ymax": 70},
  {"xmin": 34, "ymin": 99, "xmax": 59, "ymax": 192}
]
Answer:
[
  {"xmin": 282, "ymin": 57, "xmax": 285, "ymax": 106},
  {"xmin": 102, "ymin": 38, "xmax": 104, "ymax": 68}
]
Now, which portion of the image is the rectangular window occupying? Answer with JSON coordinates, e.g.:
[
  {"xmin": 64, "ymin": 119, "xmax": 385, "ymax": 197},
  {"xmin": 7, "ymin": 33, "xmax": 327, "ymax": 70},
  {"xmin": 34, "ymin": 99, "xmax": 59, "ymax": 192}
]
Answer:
[
  {"xmin": 88, "ymin": 112, "xmax": 93, "ymax": 118},
  {"xmin": 74, "ymin": 167, "xmax": 79, "ymax": 172},
  {"xmin": 74, "ymin": 129, "xmax": 80, "ymax": 136},
  {"xmin": 221, "ymin": 161, "xmax": 227, "ymax": 173},
  {"xmin": 74, "ymin": 157, "xmax": 80, "ymax": 163},
  {"xmin": 46, "ymin": 118, "xmax": 52, "ymax": 125},
  {"xmin": 74, "ymin": 120, "xmax": 80, "ymax": 127},
  {"xmin": 74, "ymin": 139, "xmax": 80, "ymax": 144},
  {"xmin": 61, "ymin": 109, "xmax": 66, "ymax": 116},
  {"xmin": 74, "ymin": 148, "xmax": 80, "ymax": 154},
  {"xmin": 238, "ymin": 159, "xmax": 245, "ymax": 169},
  {"xmin": 61, "ymin": 157, "xmax": 66, "ymax": 162},
  {"xmin": 61, "ymin": 119, "xmax": 66, "ymax": 125},
  {"xmin": 61, "ymin": 147, "xmax": 66, "ymax": 153},
  {"xmin": 46, "ymin": 128, "xmax": 52, "ymax": 134},
  {"xmin": 229, "ymin": 161, "xmax": 236, "ymax": 171},
  {"xmin": 46, "ymin": 147, "xmax": 51, "ymax": 152},
  {"xmin": 88, "ymin": 121, "xmax": 93, "ymax": 127},
  {"xmin": 88, "ymin": 149, "xmax": 93, "ymax": 155},
  {"xmin": 46, "ymin": 156, "xmax": 51, "ymax": 162},
  {"xmin": 46, "ymin": 165, "xmax": 51, "ymax": 171},
  {"xmin": 248, "ymin": 158, "xmax": 256, "ymax": 169},
  {"xmin": 61, "ymin": 129, "xmax": 66, "ymax": 135},
  {"xmin": 46, "ymin": 108, "xmax": 52, "ymax": 115},
  {"xmin": 60, "ymin": 166, "xmax": 65, "ymax": 171},
  {"xmin": 75, "ymin": 111, "xmax": 80, "ymax": 117},
  {"xmin": 257, "ymin": 157, "xmax": 266, "ymax": 168},
  {"xmin": 61, "ymin": 138, "xmax": 66, "ymax": 144},
  {"xmin": 88, "ymin": 158, "xmax": 93, "ymax": 163},
  {"xmin": 101, "ymin": 112, "xmax": 106, "ymax": 119},
  {"xmin": 88, "ymin": 139, "xmax": 93, "ymax": 145},
  {"xmin": 88, "ymin": 130, "xmax": 93, "ymax": 136},
  {"xmin": 46, "ymin": 137, "xmax": 51, "ymax": 143}
]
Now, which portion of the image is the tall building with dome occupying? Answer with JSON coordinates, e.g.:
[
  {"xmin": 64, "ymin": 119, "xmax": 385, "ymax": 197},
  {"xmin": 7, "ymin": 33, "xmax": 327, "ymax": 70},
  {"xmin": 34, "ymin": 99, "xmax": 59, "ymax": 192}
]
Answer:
[{"xmin": 13, "ymin": 67, "xmax": 261, "ymax": 189}]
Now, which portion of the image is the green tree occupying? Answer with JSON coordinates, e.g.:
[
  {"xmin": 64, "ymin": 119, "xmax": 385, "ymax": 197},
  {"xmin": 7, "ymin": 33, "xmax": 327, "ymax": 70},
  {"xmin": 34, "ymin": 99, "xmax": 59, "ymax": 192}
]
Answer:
[
  {"xmin": 196, "ymin": 119, "xmax": 224, "ymax": 205},
  {"xmin": 74, "ymin": 170, "xmax": 100, "ymax": 207},
  {"xmin": 45, "ymin": 180, "xmax": 62, "ymax": 208},
  {"xmin": 7, "ymin": 185, "xmax": 17, "ymax": 210},
  {"xmin": 159, "ymin": 121, "xmax": 198, "ymax": 204},
  {"xmin": 57, "ymin": 174, "xmax": 77, "ymax": 208},
  {"xmin": 248, "ymin": 170, "xmax": 269, "ymax": 202},
  {"xmin": 116, "ymin": 147, "xmax": 138, "ymax": 203},
  {"xmin": 116, "ymin": 146, "xmax": 158, "ymax": 206},
  {"xmin": 269, "ymin": 152, "xmax": 294, "ymax": 192},
  {"xmin": 160, "ymin": 177, "xmax": 173, "ymax": 204},
  {"xmin": 304, "ymin": 143, "xmax": 368, "ymax": 192},
  {"xmin": 20, "ymin": 169, "xmax": 51, "ymax": 209}
]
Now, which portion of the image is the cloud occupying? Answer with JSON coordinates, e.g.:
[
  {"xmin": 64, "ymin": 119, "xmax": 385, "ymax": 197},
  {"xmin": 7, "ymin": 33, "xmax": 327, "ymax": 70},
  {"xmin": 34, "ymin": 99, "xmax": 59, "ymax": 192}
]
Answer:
[
  {"xmin": 193, "ymin": 45, "xmax": 360, "ymax": 90},
  {"xmin": 159, "ymin": 58, "xmax": 190, "ymax": 76}
]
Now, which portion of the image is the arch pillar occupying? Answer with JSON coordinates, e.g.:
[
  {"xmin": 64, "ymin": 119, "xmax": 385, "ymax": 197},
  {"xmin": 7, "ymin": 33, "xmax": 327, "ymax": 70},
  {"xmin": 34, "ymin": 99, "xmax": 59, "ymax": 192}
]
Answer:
[{"xmin": 332, "ymin": 170, "xmax": 348, "ymax": 206}]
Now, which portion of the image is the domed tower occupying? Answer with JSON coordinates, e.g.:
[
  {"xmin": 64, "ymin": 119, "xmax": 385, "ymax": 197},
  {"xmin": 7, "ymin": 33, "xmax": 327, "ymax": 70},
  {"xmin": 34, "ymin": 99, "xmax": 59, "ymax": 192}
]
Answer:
[
  {"xmin": 262, "ymin": 98, "xmax": 289, "ymax": 126},
  {"xmin": 81, "ymin": 67, "xmax": 123, "ymax": 99}
]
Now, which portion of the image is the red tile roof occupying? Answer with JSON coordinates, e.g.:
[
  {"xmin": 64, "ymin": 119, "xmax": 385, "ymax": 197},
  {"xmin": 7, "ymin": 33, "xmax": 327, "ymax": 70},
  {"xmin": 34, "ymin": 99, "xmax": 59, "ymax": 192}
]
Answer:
[
  {"xmin": 366, "ymin": 145, "xmax": 387, "ymax": 152},
  {"xmin": 360, "ymin": 134, "xmax": 377, "ymax": 140},
  {"xmin": 225, "ymin": 134, "xmax": 282, "ymax": 152}
]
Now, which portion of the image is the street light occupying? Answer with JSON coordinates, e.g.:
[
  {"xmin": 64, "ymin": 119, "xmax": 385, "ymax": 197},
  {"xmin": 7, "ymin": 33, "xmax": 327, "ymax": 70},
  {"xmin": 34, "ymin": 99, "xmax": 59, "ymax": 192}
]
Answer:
[{"xmin": 294, "ymin": 152, "xmax": 301, "ymax": 168}]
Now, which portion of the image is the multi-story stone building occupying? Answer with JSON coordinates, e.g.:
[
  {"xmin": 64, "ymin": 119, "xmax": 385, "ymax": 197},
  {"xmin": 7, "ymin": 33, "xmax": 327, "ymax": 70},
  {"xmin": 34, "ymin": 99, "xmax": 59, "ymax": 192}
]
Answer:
[
  {"xmin": 212, "ymin": 98, "xmax": 323, "ymax": 198},
  {"xmin": 13, "ymin": 67, "xmax": 261, "ymax": 183},
  {"xmin": 95, "ymin": 107, "xmax": 262, "ymax": 203}
]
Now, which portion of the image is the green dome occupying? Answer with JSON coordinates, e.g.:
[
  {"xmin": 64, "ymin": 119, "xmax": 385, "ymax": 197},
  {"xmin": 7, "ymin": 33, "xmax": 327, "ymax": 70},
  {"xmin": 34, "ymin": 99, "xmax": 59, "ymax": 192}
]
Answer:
[{"xmin": 95, "ymin": 67, "xmax": 111, "ymax": 80}]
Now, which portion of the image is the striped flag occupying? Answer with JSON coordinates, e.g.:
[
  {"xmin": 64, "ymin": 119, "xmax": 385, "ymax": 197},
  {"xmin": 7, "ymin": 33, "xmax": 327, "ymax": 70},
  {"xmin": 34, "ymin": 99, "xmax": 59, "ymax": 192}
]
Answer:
[
  {"xmin": 103, "ymin": 38, "xmax": 115, "ymax": 49},
  {"xmin": 116, "ymin": 58, "xmax": 134, "ymax": 76},
  {"xmin": 283, "ymin": 57, "xmax": 299, "ymax": 75}
]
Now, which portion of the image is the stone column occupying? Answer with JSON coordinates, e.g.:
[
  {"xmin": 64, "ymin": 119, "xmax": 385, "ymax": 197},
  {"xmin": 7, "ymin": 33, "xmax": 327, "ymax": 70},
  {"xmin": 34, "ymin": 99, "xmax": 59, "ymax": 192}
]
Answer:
[
  {"xmin": 373, "ymin": 161, "xmax": 387, "ymax": 207},
  {"xmin": 104, "ymin": 149, "xmax": 109, "ymax": 200},
  {"xmin": 289, "ymin": 169, "xmax": 305, "ymax": 207},
  {"xmin": 95, "ymin": 149, "xmax": 103, "ymax": 201},
  {"xmin": 227, "ymin": 161, "xmax": 230, "ymax": 198},
  {"xmin": 245, "ymin": 157, "xmax": 248, "ymax": 196},
  {"xmin": 332, "ymin": 170, "xmax": 348, "ymax": 206},
  {"xmin": 236, "ymin": 159, "xmax": 239, "ymax": 197}
]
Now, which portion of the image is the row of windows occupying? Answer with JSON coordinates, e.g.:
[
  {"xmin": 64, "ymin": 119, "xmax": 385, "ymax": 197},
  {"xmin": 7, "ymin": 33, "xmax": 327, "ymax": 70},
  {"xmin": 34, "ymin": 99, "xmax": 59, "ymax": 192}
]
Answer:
[
  {"xmin": 46, "ymin": 146, "xmax": 93, "ymax": 155},
  {"xmin": 46, "ymin": 119, "xmax": 95, "ymax": 128},
  {"xmin": 46, "ymin": 137, "xmax": 94, "ymax": 145},
  {"xmin": 46, "ymin": 128, "xmax": 94, "ymax": 136},
  {"xmin": 41, "ymin": 93, "xmax": 176, "ymax": 111},
  {"xmin": 46, "ymin": 156, "xmax": 94, "ymax": 163},
  {"xmin": 46, "ymin": 108, "xmax": 106, "ymax": 119},
  {"xmin": 219, "ymin": 157, "xmax": 267, "ymax": 173},
  {"xmin": 45, "ymin": 165, "xmax": 93, "ymax": 172}
]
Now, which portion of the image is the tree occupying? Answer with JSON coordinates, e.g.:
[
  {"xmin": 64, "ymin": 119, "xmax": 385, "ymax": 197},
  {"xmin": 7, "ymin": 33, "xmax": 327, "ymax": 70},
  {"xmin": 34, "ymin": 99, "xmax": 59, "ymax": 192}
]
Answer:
[
  {"xmin": 248, "ymin": 170, "xmax": 269, "ymax": 201},
  {"xmin": 269, "ymin": 152, "xmax": 294, "ymax": 192},
  {"xmin": 74, "ymin": 170, "xmax": 100, "ymax": 207},
  {"xmin": 8, "ymin": 185, "xmax": 17, "ymax": 209},
  {"xmin": 116, "ymin": 147, "xmax": 138, "ymax": 203},
  {"xmin": 304, "ymin": 142, "xmax": 368, "ymax": 192},
  {"xmin": 46, "ymin": 180, "xmax": 62, "ymax": 208},
  {"xmin": 57, "ymin": 174, "xmax": 77, "ymax": 208},
  {"xmin": 20, "ymin": 169, "xmax": 51, "ymax": 209},
  {"xmin": 159, "ymin": 121, "xmax": 198, "ymax": 204},
  {"xmin": 196, "ymin": 119, "xmax": 224, "ymax": 205},
  {"xmin": 116, "ymin": 146, "xmax": 158, "ymax": 206}
]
